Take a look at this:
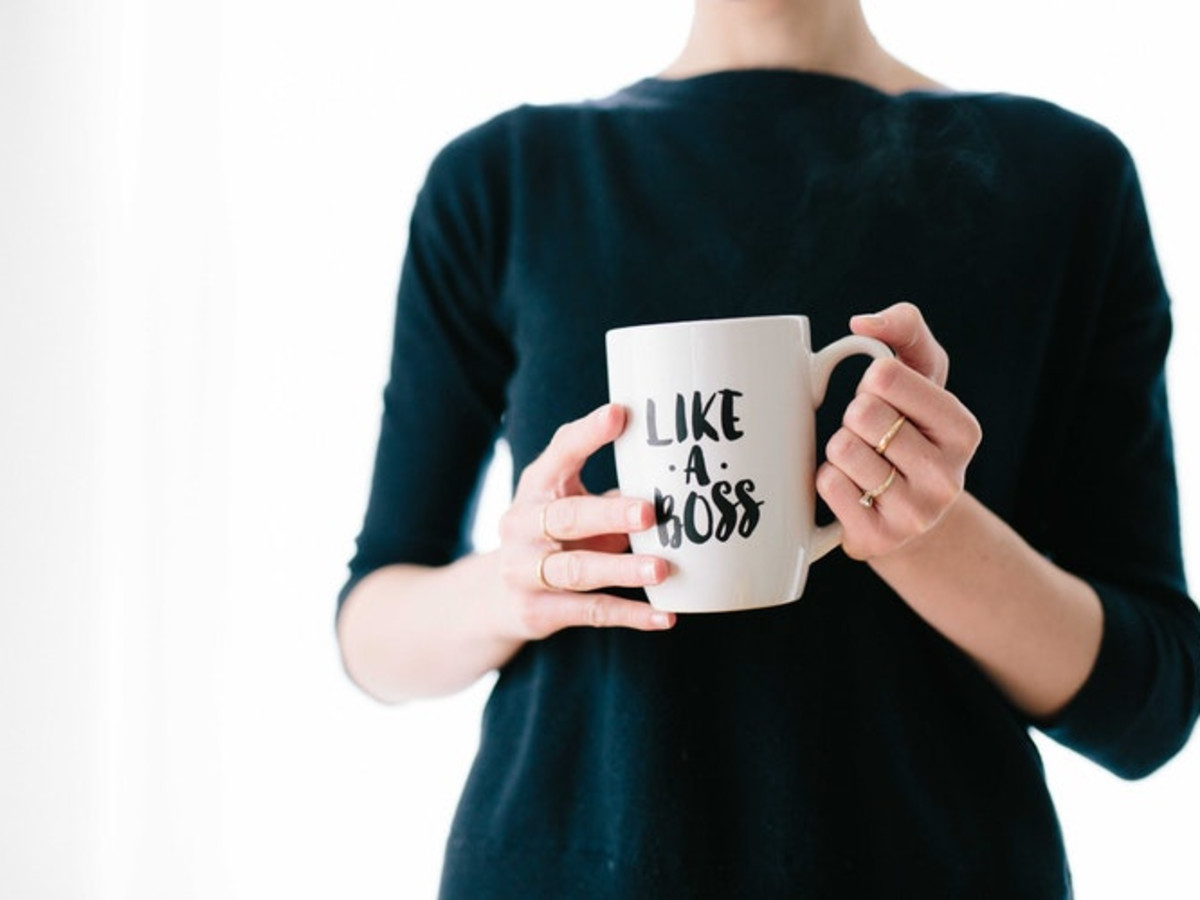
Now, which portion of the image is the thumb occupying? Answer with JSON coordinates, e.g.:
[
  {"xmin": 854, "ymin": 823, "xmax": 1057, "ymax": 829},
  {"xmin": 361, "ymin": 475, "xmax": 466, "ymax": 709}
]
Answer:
[{"xmin": 850, "ymin": 302, "xmax": 949, "ymax": 386}]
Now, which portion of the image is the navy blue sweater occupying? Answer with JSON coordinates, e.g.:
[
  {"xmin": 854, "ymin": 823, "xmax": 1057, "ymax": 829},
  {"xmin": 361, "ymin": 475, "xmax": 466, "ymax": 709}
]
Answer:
[{"xmin": 340, "ymin": 70, "xmax": 1200, "ymax": 898}]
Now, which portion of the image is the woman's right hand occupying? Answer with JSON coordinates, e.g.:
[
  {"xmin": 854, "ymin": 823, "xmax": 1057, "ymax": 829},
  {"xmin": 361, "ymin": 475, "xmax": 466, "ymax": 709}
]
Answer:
[{"xmin": 496, "ymin": 403, "xmax": 675, "ymax": 640}]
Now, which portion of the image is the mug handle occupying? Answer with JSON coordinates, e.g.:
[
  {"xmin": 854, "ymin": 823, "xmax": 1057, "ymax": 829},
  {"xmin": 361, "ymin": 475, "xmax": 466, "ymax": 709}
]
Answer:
[{"xmin": 808, "ymin": 335, "xmax": 894, "ymax": 562}]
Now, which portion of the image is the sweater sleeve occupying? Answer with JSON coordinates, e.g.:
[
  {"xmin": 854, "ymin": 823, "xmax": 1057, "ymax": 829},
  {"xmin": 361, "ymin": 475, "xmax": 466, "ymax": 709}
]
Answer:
[
  {"xmin": 1035, "ymin": 142, "xmax": 1200, "ymax": 778},
  {"xmin": 336, "ymin": 125, "xmax": 514, "ymax": 622}
]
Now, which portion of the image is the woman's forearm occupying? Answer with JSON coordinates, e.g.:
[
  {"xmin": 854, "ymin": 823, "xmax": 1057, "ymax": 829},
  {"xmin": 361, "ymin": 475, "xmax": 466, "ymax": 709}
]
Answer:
[
  {"xmin": 336, "ymin": 408, "xmax": 678, "ymax": 705},
  {"xmin": 336, "ymin": 554, "xmax": 523, "ymax": 705},
  {"xmin": 869, "ymin": 491, "xmax": 1104, "ymax": 720}
]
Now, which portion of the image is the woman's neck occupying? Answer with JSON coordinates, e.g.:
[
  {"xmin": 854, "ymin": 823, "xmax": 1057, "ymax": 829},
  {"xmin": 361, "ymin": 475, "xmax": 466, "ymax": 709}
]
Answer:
[{"xmin": 660, "ymin": 0, "xmax": 944, "ymax": 95}]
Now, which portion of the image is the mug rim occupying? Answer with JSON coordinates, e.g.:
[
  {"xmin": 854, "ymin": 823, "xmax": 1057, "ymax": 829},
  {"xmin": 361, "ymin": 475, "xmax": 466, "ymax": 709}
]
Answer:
[{"xmin": 606, "ymin": 313, "xmax": 809, "ymax": 340}]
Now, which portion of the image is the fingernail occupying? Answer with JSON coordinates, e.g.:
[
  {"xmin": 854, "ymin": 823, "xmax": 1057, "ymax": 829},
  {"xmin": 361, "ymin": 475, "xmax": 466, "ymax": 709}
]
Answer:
[
  {"xmin": 651, "ymin": 612, "xmax": 673, "ymax": 629},
  {"xmin": 627, "ymin": 502, "xmax": 648, "ymax": 528},
  {"xmin": 851, "ymin": 312, "xmax": 886, "ymax": 327},
  {"xmin": 641, "ymin": 560, "xmax": 661, "ymax": 583}
]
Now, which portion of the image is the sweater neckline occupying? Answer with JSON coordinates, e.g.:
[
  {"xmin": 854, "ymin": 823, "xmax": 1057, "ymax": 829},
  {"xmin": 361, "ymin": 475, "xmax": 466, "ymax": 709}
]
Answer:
[{"xmin": 624, "ymin": 68, "xmax": 956, "ymax": 107}]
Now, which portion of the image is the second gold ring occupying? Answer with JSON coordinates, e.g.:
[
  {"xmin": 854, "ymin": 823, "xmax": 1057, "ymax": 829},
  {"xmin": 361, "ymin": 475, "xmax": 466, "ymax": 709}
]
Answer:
[
  {"xmin": 540, "ymin": 503, "xmax": 558, "ymax": 542},
  {"xmin": 859, "ymin": 466, "xmax": 898, "ymax": 509}
]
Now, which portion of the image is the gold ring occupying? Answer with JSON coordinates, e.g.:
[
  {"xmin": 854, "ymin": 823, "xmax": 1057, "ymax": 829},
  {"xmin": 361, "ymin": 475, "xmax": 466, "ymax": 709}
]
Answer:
[
  {"xmin": 535, "ymin": 552, "xmax": 556, "ymax": 591},
  {"xmin": 875, "ymin": 415, "xmax": 907, "ymax": 456},
  {"xmin": 540, "ymin": 503, "xmax": 557, "ymax": 542},
  {"xmin": 859, "ymin": 466, "xmax": 898, "ymax": 508}
]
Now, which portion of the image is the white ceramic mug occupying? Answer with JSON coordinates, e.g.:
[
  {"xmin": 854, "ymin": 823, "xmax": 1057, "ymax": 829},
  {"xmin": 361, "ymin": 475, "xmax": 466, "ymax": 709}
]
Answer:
[{"xmin": 606, "ymin": 315, "xmax": 891, "ymax": 613}]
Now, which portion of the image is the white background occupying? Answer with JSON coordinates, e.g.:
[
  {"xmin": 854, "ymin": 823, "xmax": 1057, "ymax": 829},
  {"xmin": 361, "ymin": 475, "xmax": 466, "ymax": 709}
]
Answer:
[{"xmin": 1, "ymin": 1, "xmax": 1197, "ymax": 897}]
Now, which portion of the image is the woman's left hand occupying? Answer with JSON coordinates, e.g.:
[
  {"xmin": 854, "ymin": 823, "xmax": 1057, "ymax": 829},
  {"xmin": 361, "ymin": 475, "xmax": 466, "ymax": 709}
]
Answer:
[{"xmin": 817, "ymin": 302, "xmax": 983, "ymax": 561}]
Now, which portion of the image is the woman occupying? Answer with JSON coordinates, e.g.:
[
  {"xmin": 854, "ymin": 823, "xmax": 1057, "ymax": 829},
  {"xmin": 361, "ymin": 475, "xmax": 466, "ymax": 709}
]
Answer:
[{"xmin": 337, "ymin": 1, "xmax": 1200, "ymax": 895}]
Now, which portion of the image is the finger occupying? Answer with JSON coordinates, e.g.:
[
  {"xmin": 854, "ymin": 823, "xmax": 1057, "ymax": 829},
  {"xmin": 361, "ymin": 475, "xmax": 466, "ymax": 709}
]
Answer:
[
  {"xmin": 539, "ymin": 550, "xmax": 668, "ymax": 593},
  {"xmin": 841, "ymin": 393, "xmax": 944, "ymax": 491},
  {"xmin": 840, "ymin": 392, "xmax": 910, "ymax": 458},
  {"xmin": 815, "ymin": 462, "xmax": 887, "ymax": 559},
  {"xmin": 824, "ymin": 426, "xmax": 900, "ymax": 498},
  {"xmin": 818, "ymin": 454, "xmax": 954, "ymax": 557},
  {"xmin": 543, "ymin": 494, "xmax": 654, "ymax": 543},
  {"xmin": 850, "ymin": 302, "xmax": 949, "ymax": 386},
  {"xmin": 520, "ymin": 404, "xmax": 627, "ymax": 494},
  {"xmin": 855, "ymin": 359, "xmax": 975, "ymax": 452},
  {"xmin": 521, "ymin": 593, "xmax": 676, "ymax": 636},
  {"xmin": 574, "ymin": 532, "xmax": 632, "ymax": 555},
  {"xmin": 840, "ymin": 392, "xmax": 943, "ymax": 479}
]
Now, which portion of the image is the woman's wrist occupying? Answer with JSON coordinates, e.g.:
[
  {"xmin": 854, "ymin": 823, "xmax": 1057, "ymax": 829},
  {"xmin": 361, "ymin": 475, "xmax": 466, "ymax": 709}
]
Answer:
[
  {"xmin": 864, "ymin": 487, "xmax": 966, "ymax": 572},
  {"xmin": 337, "ymin": 554, "xmax": 527, "ymax": 704},
  {"xmin": 863, "ymin": 491, "xmax": 1103, "ymax": 719}
]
